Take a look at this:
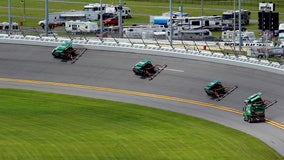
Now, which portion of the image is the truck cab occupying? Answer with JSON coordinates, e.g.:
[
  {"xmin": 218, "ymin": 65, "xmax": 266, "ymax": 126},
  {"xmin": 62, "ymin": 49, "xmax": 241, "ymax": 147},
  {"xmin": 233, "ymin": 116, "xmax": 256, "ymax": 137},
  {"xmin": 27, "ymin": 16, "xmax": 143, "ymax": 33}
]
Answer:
[
  {"xmin": 243, "ymin": 92, "xmax": 266, "ymax": 123},
  {"xmin": 52, "ymin": 41, "xmax": 76, "ymax": 59}
]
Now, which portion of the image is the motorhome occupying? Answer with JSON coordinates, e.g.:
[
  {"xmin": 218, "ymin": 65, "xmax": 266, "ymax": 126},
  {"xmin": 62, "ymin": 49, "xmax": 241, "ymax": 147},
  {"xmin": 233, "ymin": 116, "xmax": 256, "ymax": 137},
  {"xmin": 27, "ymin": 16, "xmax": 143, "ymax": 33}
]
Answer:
[
  {"xmin": 168, "ymin": 16, "xmax": 222, "ymax": 31},
  {"xmin": 84, "ymin": 3, "xmax": 131, "ymax": 18},
  {"xmin": 65, "ymin": 21, "xmax": 98, "ymax": 33},
  {"xmin": 106, "ymin": 4, "xmax": 132, "ymax": 18},
  {"xmin": 83, "ymin": 3, "xmax": 106, "ymax": 13},
  {"xmin": 222, "ymin": 10, "xmax": 251, "ymax": 27},
  {"xmin": 169, "ymin": 28, "xmax": 215, "ymax": 41}
]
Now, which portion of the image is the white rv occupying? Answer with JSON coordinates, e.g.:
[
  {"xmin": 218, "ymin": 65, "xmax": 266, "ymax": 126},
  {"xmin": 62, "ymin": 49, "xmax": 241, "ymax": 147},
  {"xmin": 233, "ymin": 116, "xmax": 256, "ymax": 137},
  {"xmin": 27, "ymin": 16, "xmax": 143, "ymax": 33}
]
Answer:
[
  {"xmin": 278, "ymin": 23, "xmax": 284, "ymax": 42},
  {"xmin": 65, "ymin": 21, "xmax": 98, "ymax": 33},
  {"xmin": 222, "ymin": 10, "xmax": 251, "ymax": 26},
  {"xmin": 123, "ymin": 25, "xmax": 167, "ymax": 39},
  {"xmin": 84, "ymin": 3, "xmax": 131, "ymax": 18},
  {"xmin": 168, "ymin": 16, "xmax": 222, "ymax": 30},
  {"xmin": 169, "ymin": 28, "xmax": 214, "ymax": 41},
  {"xmin": 84, "ymin": 3, "xmax": 106, "ymax": 13},
  {"xmin": 105, "ymin": 4, "xmax": 132, "ymax": 18}
]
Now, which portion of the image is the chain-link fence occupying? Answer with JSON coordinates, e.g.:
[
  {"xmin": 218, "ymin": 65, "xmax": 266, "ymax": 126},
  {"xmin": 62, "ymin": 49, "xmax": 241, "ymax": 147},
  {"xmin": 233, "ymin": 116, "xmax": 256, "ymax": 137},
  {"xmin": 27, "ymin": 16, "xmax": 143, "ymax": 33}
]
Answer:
[{"xmin": 129, "ymin": 0, "xmax": 284, "ymax": 7}]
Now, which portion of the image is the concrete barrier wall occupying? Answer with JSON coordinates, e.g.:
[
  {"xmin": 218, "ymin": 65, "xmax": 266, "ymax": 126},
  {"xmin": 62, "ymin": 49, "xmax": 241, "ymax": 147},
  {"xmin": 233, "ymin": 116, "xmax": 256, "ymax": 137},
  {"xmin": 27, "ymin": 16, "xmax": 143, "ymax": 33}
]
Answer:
[{"xmin": 0, "ymin": 34, "xmax": 283, "ymax": 75}]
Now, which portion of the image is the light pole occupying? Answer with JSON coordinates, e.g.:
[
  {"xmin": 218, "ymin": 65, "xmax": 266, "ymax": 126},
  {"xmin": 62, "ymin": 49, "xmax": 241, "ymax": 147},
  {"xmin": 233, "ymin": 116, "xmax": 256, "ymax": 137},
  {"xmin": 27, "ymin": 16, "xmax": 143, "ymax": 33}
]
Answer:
[
  {"xmin": 169, "ymin": 0, "xmax": 173, "ymax": 47},
  {"xmin": 233, "ymin": 0, "xmax": 236, "ymax": 53},
  {"xmin": 8, "ymin": 0, "xmax": 12, "ymax": 35},
  {"xmin": 21, "ymin": 0, "xmax": 26, "ymax": 23},
  {"xmin": 100, "ymin": 0, "xmax": 103, "ymax": 39},
  {"xmin": 201, "ymin": 0, "xmax": 204, "ymax": 16},
  {"xmin": 45, "ymin": 0, "xmax": 49, "ymax": 36},
  {"xmin": 238, "ymin": 0, "xmax": 242, "ymax": 55},
  {"xmin": 118, "ymin": 0, "xmax": 123, "ymax": 38}
]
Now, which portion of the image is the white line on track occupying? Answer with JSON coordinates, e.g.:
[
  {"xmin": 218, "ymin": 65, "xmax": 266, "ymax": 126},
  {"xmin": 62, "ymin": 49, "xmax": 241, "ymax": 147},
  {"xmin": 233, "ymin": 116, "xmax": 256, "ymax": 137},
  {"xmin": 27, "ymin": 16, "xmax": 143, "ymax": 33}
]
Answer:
[{"xmin": 164, "ymin": 68, "xmax": 184, "ymax": 72}]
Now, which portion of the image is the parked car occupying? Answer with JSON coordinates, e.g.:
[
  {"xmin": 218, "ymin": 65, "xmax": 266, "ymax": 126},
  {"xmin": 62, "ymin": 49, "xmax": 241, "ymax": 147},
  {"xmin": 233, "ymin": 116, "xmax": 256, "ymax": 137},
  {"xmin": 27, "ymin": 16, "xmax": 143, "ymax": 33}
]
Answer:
[{"xmin": 103, "ymin": 16, "xmax": 124, "ymax": 26}]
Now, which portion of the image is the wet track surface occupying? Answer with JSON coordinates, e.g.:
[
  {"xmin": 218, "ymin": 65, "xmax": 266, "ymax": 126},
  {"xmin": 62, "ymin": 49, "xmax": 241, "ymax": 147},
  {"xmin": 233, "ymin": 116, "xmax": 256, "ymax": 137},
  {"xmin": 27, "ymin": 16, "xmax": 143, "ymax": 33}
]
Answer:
[{"xmin": 0, "ymin": 43, "xmax": 284, "ymax": 156}]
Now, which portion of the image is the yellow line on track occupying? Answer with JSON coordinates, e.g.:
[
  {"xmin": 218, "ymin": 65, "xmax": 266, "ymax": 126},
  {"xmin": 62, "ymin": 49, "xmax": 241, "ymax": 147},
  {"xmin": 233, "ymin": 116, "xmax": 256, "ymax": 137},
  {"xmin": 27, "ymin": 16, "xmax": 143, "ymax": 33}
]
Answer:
[{"xmin": 0, "ymin": 77, "xmax": 283, "ymax": 130}]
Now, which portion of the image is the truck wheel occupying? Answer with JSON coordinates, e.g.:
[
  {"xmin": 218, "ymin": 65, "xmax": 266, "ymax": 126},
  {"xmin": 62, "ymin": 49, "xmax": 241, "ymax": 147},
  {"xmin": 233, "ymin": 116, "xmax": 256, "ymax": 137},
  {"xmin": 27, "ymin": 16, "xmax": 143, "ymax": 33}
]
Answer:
[
  {"xmin": 257, "ymin": 55, "xmax": 263, "ymax": 59},
  {"xmin": 204, "ymin": 89, "xmax": 210, "ymax": 96},
  {"xmin": 40, "ymin": 24, "xmax": 45, "ymax": 29},
  {"xmin": 248, "ymin": 117, "xmax": 252, "ymax": 123}
]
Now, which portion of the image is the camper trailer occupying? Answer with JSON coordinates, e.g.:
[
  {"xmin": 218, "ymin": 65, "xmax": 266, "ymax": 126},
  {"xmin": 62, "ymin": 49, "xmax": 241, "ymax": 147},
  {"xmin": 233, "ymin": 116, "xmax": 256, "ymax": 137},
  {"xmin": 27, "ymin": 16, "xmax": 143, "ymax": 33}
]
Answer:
[
  {"xmin": 123, "ymin": 25, "xmax": 167, "ymax": 39},
  {"xmin": 65, "ymin": 21, "xmax": 98, "ymax": 33}
]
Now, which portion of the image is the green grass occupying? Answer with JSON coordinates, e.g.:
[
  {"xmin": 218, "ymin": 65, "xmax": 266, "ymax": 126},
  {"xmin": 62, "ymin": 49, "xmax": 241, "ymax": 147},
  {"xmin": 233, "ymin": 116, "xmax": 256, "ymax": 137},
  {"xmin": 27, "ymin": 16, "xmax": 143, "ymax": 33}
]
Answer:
[{"xmin": 0, "ymin": 88, "xmax": 283, "ymax": 160}]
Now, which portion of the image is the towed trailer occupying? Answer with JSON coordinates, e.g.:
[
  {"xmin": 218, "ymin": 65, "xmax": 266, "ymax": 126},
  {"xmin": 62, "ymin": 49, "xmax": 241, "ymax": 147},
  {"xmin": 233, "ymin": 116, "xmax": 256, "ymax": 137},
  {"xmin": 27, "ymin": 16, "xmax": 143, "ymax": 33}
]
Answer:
[
  {"xmin": 52, "ymin": 41, "xmax": 87, "ymax": 64},
  {"xmin": 132, "ymin": 59, "xmax": 167, "ymax": 80},
  {"xmin": 204, "ymin": 80, "xmax": 238, "ymax": 101}
]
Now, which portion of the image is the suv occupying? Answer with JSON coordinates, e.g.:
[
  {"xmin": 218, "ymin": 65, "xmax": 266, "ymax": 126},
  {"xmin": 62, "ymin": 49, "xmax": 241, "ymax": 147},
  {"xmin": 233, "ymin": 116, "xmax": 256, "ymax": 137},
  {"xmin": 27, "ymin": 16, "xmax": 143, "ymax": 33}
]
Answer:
[{"xmin": 103, "ymin": 16, "xmax": 124, "ymax": 26}]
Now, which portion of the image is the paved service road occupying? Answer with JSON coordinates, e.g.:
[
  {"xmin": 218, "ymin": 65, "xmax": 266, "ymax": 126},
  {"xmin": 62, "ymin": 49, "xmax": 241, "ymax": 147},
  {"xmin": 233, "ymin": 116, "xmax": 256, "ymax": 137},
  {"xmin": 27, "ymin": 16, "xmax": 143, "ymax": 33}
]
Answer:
[{"xmin": 0, "ymin": 43, "xmax": 284, "ymax": 156}]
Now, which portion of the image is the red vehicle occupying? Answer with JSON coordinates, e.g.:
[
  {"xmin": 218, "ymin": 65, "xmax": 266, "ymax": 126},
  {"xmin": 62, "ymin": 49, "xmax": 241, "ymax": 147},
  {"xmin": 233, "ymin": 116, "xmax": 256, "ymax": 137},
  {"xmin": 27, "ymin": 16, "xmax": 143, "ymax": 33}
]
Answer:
[{"xmin": 103, "ymin": 16, "xmax": 124, "ymax": 26}]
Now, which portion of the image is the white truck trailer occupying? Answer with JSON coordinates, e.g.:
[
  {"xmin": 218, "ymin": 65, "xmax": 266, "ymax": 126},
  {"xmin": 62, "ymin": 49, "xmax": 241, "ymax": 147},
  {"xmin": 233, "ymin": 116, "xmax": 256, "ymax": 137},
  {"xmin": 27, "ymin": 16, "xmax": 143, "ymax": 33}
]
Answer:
[{"xmin": 38, "ymin": 10, "xmax": 100, "ymax": 28}]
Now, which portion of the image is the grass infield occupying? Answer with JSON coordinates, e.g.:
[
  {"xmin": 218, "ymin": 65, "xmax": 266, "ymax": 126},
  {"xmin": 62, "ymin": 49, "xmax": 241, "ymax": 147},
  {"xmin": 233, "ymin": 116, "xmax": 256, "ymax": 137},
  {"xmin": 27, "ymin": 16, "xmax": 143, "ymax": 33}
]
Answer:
[{"xmin": 0, "ymin": 88, "xmax": 283, "ymax": 160}]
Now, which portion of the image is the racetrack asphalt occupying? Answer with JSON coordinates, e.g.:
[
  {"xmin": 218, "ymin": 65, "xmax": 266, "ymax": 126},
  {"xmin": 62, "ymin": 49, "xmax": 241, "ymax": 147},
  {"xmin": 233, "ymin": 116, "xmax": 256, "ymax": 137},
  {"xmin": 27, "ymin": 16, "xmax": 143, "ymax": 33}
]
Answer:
[{"xmin": 0, "ymin": 43, "xmax": 284, "ymax": 156}]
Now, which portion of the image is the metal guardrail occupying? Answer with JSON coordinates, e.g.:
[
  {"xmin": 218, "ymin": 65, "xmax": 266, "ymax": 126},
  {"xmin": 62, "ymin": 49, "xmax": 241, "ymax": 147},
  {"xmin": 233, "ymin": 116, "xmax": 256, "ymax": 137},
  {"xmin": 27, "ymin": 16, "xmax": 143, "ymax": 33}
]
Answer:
[{"xmin": 0, "ymin": 33, "xmax": 283, "ymax": 75}]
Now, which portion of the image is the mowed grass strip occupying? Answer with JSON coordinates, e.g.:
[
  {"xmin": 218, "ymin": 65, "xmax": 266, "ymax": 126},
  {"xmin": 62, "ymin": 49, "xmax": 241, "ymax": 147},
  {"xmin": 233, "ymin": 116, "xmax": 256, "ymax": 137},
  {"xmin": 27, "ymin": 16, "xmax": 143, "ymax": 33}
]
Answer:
[{"xmin": 0, "ymin": 88, "xmax": 282, "ymax": 160}]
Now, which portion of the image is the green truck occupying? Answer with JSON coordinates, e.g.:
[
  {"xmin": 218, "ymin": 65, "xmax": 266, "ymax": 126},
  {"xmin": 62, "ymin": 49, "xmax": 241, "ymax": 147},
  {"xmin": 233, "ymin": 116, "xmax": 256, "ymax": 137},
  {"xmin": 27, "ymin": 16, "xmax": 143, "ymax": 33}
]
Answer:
[
  {"xmin": 52, "ymin": 41, "xmax": 76, "ymax": 59},
  {"xmin": 204, "ymin": 80, "xmax": 238, "ymax": 101},
  {"xmin": 243, "ymin": 92, "xmax": 277, "ymax": 123},
  {"xmin": 132, "ymin": 59, "xmax": 167, "ymax": 80},
  {"xmin": 52, "ymin": 41, "xmax": 87, "ymax": 63}
]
